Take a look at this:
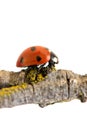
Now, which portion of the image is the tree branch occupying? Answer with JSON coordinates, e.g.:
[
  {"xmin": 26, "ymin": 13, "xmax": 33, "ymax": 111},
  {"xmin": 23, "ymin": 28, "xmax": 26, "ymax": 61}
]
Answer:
[{"xmin": 0, "ymin": 69, "xmax": 87, "ymax": 108}]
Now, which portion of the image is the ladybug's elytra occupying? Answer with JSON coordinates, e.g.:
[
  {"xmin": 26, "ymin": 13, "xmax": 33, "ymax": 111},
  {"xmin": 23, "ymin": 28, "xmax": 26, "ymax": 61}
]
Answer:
[{"xmin": 16, "ymin": 46, "xmax": 58, "ymax": 68}]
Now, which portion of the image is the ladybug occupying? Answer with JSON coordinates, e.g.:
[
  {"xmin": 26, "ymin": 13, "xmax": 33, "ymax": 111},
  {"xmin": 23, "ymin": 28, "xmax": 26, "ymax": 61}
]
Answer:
[{"xmin": 16, "ymin": 46, "xmax": 58, "ymax": 68}]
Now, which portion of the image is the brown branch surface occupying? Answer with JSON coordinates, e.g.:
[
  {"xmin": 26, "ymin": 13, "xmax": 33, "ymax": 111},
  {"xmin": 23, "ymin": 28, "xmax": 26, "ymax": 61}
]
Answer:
[{"xmin": 0, "ymin": 69, "xmax": 87, "ymax": 108}]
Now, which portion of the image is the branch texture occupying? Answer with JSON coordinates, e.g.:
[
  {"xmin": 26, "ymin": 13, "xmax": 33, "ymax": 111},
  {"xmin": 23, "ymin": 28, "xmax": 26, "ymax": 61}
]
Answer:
[{"xmin": 0, "ymin": 69, "xmax": 87, "ymax": 108}]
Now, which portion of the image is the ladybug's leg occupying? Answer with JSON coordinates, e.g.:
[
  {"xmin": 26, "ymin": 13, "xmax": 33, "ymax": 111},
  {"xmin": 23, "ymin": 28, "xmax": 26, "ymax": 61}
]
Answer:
[
  {"xmin": 37, "ymin": 63, "xmax": 51, "ymax": 77},
  {"xmin": 25, "ymin": 65, "xmax": 38, "ymax": 74},
  {"xmin": 37, "ymin": 63, "xmax": 46, "ymax": 70}
]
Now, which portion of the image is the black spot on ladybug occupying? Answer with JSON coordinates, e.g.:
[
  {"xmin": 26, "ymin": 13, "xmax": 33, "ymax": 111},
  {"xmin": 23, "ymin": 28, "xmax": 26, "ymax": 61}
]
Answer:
[
  {"xmin": 36, "ymin": 56, "xmax": 42, "ymax": 62},
  {"xmin": 31, "ymin": 46, "xmax": 36, "ymax": 51},
  {"xmin": 20, "ymin": 57, "xmax": 24, "ymax": 63}
]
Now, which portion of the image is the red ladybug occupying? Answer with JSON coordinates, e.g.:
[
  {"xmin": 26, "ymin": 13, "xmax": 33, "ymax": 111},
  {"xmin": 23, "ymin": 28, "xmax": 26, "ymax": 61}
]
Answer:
[{"xmin": 16, "ymin": 46, "xmax": 58, "ymax": 68}]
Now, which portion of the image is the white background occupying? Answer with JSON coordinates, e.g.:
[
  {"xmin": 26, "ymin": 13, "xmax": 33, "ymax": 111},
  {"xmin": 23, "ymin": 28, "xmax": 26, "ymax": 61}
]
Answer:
[{"xmin": 0, "ymin": 0, "xmax": 87, "ymax": 130}]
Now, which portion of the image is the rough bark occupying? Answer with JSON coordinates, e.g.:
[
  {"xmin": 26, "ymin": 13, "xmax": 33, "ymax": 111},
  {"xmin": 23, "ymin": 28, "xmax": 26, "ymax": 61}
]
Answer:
[{"xmin": 0, "ymin": 69, "xmax": 87, "ymax": 108}]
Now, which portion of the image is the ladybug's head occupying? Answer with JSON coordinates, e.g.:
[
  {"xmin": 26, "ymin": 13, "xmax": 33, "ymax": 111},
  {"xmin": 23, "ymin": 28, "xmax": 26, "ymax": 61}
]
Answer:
[{"xmin": 49, "ymin": 51, "xmax": 59, "ymax": 66}]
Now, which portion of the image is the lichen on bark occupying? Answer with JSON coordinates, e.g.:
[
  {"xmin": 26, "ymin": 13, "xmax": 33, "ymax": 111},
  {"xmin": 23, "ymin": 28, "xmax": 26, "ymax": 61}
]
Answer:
[{"xmin": 0, "ymin": 68, "xmax": 87, "ymax": 108}]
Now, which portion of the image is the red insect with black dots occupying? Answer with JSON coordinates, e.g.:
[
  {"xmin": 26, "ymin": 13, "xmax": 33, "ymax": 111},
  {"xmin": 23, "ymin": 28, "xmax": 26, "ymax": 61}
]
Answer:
[{"xmin": 16, "ymin": 46, "xmax": 58, "ymax": 68}]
